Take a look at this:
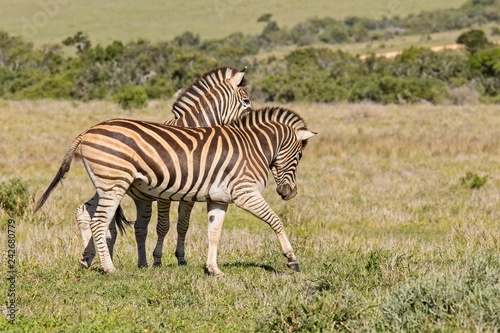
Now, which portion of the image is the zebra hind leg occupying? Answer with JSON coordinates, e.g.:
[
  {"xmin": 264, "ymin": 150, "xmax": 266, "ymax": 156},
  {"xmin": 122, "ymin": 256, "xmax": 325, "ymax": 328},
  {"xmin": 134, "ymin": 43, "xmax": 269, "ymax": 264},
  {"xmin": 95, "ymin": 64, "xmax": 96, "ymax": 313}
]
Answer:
[
  {"xmin": 134, "ymin": 199, "xmax": 153, "ymax": 268},
  {"xmin": 152, "ymin": 200, "xmax": 171, "ymax": 267},
  {"xmin": 174, "ymin": 201, "xmax": 195, "ymax": 266}
]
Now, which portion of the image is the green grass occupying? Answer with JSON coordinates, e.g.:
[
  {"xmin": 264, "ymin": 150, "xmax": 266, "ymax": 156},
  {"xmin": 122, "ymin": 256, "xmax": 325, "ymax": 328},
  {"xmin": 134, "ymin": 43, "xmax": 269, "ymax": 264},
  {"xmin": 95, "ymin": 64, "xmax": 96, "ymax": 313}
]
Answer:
[
  {"xmin": 1, "ymin": 100, "xmax": 500, "ymax": 331},
  {"xmin": 0, "ymin": 0, "xmax": 467, "ymax": 46}
]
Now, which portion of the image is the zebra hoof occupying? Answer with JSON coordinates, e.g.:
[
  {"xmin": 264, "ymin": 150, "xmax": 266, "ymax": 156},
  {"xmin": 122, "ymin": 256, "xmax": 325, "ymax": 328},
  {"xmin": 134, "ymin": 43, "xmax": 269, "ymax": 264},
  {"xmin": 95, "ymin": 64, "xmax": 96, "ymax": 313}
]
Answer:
[
  {"xmin": 204, "ymin": 266, "xmax": 225, "ymax": 278},
  {"xmin": 80, "ymin": 258, "xmax": 91, "ymax": 269},
  {"xmin": 287, "ymin": 262, "xmax": 301, "ymax": 272},
  {"xmin": 178, "ymin": 259, "xmax": 187, "ymax": 266}
]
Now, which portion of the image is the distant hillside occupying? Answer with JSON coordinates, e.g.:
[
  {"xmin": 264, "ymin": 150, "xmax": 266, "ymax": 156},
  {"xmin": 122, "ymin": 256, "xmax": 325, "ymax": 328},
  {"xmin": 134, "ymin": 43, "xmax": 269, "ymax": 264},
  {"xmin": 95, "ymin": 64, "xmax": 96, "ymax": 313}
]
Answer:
[{"xmin": 0, "ymin": 0, "xmax": 466, "ymax": 46}]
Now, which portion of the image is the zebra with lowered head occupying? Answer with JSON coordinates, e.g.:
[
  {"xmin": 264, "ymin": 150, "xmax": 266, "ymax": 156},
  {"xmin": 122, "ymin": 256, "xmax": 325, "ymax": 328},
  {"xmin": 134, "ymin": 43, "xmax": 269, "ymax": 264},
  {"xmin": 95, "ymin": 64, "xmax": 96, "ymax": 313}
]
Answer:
[
  {"xmin": 75, "ymin": 66, "xmax": 253, "ymax": 269},
  {"xmin": 35, "ymin": 106, "xmax": 316, "ymax": 276}
]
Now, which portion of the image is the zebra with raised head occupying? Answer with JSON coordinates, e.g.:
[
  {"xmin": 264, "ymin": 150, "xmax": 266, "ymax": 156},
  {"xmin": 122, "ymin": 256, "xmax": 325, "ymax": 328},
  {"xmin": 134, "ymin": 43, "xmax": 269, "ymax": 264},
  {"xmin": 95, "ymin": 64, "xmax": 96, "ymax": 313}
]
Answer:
[
  {"xmin": 35, "ymin": 107, "xmax": 316, "ymax": 276},
  {"xmin": 75, "ymin": 66, "xmax": 253, "ymax": 269}
]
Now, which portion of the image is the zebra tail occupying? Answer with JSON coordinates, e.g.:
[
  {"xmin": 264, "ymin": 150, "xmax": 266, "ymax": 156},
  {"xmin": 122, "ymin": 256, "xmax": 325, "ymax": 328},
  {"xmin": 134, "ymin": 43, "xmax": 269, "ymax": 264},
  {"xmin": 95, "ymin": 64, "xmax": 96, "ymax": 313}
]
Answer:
[
  {"xmin": 34, "ymin": 133, "xmax": 85, "ymax": 213},
  {"xmin": 114, "ymin": 205, "xmax": 133, "ymax": 234}
]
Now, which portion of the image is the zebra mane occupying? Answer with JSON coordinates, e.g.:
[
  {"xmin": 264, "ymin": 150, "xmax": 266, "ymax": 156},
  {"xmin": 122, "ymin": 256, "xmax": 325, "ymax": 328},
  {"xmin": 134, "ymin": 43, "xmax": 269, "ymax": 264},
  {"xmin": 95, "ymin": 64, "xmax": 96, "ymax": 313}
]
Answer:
[
  {"xmin": 235, "ymin": 106, "xmax": 310, "ymax": 147},
  {"xmin": 171, "ymin": 67, "xmax": 247, "ymax": 119},
  {"xmin": 237, "ymin": 106, "xmax": 308, "ymax": 130}
]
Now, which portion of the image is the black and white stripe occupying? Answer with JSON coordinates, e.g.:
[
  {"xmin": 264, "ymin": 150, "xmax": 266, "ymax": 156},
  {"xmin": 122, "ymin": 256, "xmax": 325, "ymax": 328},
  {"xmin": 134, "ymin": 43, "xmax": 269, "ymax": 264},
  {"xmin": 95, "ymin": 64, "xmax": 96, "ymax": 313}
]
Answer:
[
  {"xmin": 75, "ymin": 67, "xmax": 252, "ymax": 269},
  {"xmin": 35, "ymin": 107, "xmax": 316, "ymax": 275}
]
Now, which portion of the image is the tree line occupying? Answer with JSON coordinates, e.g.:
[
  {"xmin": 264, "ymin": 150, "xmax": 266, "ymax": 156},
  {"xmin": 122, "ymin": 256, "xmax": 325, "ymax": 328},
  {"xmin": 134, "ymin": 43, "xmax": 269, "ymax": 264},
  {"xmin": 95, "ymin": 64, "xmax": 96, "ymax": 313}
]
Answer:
[{"xmin": 0, "ymin": 0, "xmax": 498, "ymax": 107}]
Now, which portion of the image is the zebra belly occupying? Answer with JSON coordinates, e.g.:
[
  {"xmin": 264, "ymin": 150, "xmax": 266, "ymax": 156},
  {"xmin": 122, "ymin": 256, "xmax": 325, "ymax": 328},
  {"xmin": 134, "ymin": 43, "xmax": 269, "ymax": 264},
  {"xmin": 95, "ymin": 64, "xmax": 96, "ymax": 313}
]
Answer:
[{"xmin": 129, "ymin": 178, "xmax": 233, "ymax": 203}]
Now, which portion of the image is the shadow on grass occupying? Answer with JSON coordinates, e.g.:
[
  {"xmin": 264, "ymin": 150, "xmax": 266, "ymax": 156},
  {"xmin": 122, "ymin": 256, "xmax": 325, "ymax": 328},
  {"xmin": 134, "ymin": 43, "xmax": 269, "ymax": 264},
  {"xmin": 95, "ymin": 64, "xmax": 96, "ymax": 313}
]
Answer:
[{"xmin": 222, "ymin": 261, "xmax": 280, "ymax": 274}]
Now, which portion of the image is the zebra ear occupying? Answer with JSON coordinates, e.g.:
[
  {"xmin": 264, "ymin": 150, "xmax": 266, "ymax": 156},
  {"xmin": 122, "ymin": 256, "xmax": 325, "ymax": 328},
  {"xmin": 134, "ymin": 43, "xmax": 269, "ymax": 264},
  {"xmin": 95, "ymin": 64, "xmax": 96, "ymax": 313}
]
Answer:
[
  {"xmin": 297, "ymin": 130, "xmax": 317, "ymax": 141},
  {"xmin": 228, "ymin": 67, "xmax": 246, "ymax": 89}
]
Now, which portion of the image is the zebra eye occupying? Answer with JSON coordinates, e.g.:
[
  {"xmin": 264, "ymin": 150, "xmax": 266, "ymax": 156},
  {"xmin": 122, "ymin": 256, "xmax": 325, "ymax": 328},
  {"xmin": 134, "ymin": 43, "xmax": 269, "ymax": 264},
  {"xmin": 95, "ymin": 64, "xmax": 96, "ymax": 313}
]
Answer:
[{"xmin": 242, "ymin": 99, "xmax": 251, "ymax": 106}]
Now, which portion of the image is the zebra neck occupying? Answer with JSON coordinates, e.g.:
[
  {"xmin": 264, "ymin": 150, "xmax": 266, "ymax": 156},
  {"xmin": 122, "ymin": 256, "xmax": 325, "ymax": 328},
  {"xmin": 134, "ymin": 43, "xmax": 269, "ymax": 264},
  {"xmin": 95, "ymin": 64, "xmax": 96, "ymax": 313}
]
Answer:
[{"xmin": 244, "ymin": 124, "xmax": 282, "ymax": 167}]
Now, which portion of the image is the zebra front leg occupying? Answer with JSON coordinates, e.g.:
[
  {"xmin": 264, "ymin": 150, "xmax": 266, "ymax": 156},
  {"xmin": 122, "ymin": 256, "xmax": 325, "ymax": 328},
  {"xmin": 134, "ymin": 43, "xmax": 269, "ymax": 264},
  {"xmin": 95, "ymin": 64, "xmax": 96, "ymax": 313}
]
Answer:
[
  {"xmin": 205, "ymin": 202, "xmax": 228, "ymax": 277},
  {"xmin": 76, "ymin": 193, "xmax": 99, "ymax": 268},
  {"xmin": 152, "ymin": 199, "xmax": 171, "ymax": 267},
  {"xmin": 174, "ymin": 201, "xmax": 195, "ymax": 266},
  {"xmin": 134, "ymin": 199, "xmax": 153, "ymax": 268},
  {"xmin": 234, "ymin": 192, "xmax": 300, "ymax": 272},
  {"xmin": 91, "ymin": 193, "xmax": 125, "ymax": 273},
  {"xmin": 76, "ymin": 193, "xmax": 119, "ymax": 268},
  {"xmin": 76, "ymin": 203, "xmax": 95, "ymax": 268}
]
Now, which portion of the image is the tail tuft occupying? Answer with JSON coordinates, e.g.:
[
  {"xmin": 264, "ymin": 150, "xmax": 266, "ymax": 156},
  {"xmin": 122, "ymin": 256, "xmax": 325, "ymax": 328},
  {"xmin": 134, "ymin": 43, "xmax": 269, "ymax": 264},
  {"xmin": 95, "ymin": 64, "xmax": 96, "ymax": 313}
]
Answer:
[{"xmin": 114, "ymin": 205, "xmax": 134, "ymax": 234}]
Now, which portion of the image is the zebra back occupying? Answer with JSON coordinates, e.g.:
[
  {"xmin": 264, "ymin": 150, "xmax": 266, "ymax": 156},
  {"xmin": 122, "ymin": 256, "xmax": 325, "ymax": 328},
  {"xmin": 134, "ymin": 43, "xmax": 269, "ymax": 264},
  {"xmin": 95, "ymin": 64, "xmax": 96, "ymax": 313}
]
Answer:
[{"xmin": 168, "ymin": 67, "xmax": 252, "ymax": 127}]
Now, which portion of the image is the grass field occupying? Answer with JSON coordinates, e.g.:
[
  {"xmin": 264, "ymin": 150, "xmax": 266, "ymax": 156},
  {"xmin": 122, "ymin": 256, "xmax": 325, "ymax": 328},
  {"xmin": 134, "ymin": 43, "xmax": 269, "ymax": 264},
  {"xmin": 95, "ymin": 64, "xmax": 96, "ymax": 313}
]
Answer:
[
  {"xmin": 0, "ymin": 0, "xmax": 467, "ymax": 46},
  {"xmin": 1, "ymin": 100, "xmax": 500, "ymax": 331}
]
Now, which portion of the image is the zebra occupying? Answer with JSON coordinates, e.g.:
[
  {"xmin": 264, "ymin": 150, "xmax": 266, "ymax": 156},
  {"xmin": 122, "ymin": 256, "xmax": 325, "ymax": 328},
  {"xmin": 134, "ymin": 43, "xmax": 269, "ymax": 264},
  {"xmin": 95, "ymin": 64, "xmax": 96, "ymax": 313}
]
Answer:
[
  {"xmin": 75, "ymin": 66, "xmax": 253, "ymax": 269},
  {"xmin": 34, "ymin": 106, "xmax": 316, "ymax": 276}
]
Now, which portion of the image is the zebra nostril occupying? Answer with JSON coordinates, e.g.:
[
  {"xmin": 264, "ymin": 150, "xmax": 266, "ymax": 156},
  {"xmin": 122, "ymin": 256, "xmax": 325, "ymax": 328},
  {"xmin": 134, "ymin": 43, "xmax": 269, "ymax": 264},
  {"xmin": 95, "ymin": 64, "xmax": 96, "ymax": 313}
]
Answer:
[
  {"xmin": 287, "ymin": 186, "xmax": 297, "ymax": 200},
  {"xmin": 276, "ymin": 184, "xmax": 291, "ymax": 199},
  {"xmin": 277, "ymin": 184, "xmax": 297, "ymax": 200}
]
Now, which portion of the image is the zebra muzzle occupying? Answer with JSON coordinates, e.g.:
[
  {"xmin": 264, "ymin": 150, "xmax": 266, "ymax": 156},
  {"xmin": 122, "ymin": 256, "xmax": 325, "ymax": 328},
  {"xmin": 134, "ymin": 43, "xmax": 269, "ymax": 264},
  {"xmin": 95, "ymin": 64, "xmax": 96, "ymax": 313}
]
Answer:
[{"xmin": 277, "ymin": 184, "xmax": 297, "ymax": 200}]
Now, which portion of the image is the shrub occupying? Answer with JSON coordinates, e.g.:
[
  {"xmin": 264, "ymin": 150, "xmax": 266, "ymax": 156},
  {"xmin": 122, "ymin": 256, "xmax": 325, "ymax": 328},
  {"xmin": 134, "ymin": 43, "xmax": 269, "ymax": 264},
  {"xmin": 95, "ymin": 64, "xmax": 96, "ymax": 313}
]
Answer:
[
  {"xmin": 398, "ymin": 77, "xmax": 449, "ymax": 104},
  {"xmin": 349, "ymin": 75, "xmax": 448, "ymax": 104},
  {"xmin": 144, "ymin": 76, "xmax": 177, "ymax": 99},
  {"xmin": 468, "ymin": 47, "xmax": 500, "ymax": 78},
  {"xmin": 0, "ymin": 177, "xmax": 31, "ymax": 216},
  {"xmin": 349, "ymin": 75, "xmax": 384, "ymax": 103},
  {"xmin": 15, "ymin": 72, "xmax": 74, "ymax": 99},
  {"xmin": 113, "ymin": 85, "xmax": 148, "ymax": 109},
  {"xmin": 172, "ymin": 31, "xmax": 201, "ymax": 49},
  {"xmin": 460, "ymin": 171, "xmax": 488, "ymax": 189},
  {"xmin": 456, "ymin": 29, "xmax": 493, "ymax": 53}
]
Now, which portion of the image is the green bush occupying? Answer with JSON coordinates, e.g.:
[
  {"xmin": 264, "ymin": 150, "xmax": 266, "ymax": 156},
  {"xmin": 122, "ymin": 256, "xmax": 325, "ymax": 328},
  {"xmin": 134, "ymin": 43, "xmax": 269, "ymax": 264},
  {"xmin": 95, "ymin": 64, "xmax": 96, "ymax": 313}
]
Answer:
[
  {"xmin": 0, "ymin": 177, "xmax": 31, "ymax": 216},
  {"xmin": 113, "ymin": 84, "xmax": 148, "ymax": 109},
  {"xmin": 15, "ymin": 72, "xmax": 74, "ymax": 99},
  {"xmin": 460, "ymin": 171, "xmax": 488, "ymax": 189},
  {"xmin": 144, "ymin": 76, "xmax": 177, "ymax": 99},
  {"xmin": 460, "ymin": 46, "xmax": 500, "ymax": 99},
  {"xmin": 456, "ymin": 29, "xmax": 493, "ymax": 53},
  {"xmin": 8, "ymin": 69, "xmax": 46, "ymax": 95},
  {"xmin": 349, "ymin": 75, "xmax": 384, "ymax": 103},
  {"xmin": 349, "ymin": 75, "xmax": 448, "ymax": 104}
]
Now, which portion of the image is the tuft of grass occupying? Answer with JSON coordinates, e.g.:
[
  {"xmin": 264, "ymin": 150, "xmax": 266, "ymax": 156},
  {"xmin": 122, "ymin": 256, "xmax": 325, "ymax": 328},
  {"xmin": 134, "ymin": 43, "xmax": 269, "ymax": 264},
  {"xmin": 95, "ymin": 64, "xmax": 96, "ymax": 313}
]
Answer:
[{"xmin": 460, "ymin": 171, "xmax": 488, "ymax": 189}]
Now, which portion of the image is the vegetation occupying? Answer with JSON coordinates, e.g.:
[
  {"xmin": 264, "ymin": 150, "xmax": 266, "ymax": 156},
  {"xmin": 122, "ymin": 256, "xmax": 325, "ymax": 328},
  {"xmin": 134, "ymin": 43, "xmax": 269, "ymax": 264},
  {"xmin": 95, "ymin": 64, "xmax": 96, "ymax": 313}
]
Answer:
[
  {"xmin": 1, "ymin": 101, "xmax": 500, "ymax": 331},
  {"xmin": 456, "ymin": 29, "xmax": 494, "ymax": 53},
  {"xmin": 0, "ymin": 178, "xmax": 31, "ymax": 217},
  {"xmin": 0, "ymin": 0, "xmax": 499, "ymax": 106},
  {"xmin": 460, "ymin": 171, "xmax": 489, "ymax": 189}
]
